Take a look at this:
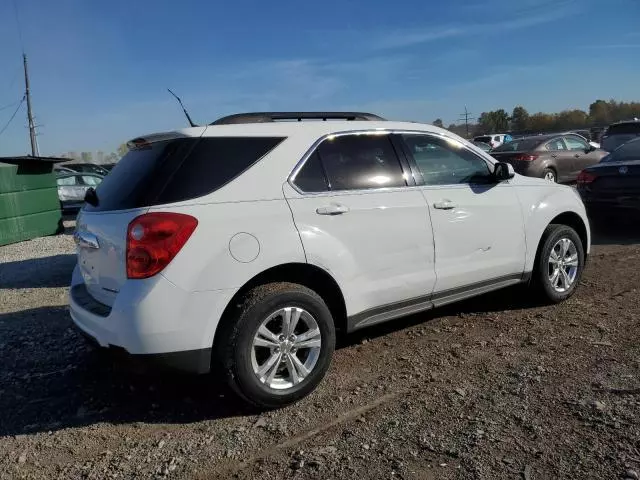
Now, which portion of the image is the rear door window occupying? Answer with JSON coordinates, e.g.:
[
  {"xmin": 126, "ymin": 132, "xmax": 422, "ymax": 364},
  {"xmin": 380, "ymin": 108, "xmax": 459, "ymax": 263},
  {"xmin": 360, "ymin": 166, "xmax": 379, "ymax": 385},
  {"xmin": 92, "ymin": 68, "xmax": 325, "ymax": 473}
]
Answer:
[
  {"xmin": 563, "ymin": 135, "xmax": 588, "ymax": 151},
  {"xmin": 545, "ymin": 138, "xmax": 567, "ymax": 151},
  {"xmin": 293, "ymin": 152, "xmax": 329, "ymax": 192},
  {"xmin": 315, "ymin": 134, "xmax": 406, "ymax": 191},
  {"xmin": 86, "ymin": 136, "xmax": 284, "ymax": 211}
]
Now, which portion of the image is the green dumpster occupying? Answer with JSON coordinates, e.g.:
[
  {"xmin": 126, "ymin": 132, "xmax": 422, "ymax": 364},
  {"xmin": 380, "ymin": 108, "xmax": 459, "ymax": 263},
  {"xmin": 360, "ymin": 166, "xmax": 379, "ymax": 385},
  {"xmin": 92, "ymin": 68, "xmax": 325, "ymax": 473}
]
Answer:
[{"xmin": 0, "ymin": 156, "xmax": 64, "ymax": 246}]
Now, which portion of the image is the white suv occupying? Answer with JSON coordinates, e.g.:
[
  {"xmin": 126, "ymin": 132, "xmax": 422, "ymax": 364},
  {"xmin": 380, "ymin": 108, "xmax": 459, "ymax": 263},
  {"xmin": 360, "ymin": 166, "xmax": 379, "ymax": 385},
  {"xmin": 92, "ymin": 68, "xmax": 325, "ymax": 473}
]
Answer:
[{"xmin": 70, "ymin": 112, "xmax": 590, "ymax": 408}]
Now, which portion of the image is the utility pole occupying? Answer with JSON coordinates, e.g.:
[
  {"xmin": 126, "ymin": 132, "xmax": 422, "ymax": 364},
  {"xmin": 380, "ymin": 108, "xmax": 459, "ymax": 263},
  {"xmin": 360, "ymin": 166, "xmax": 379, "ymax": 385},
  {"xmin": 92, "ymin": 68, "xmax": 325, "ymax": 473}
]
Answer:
[
  {"xmin": 23, "ymin": 53, "xmax": 39, "ymax": 157},
  {"xmin": 458, "ymin": 106, "xmax": 475, "ymax": 138}
]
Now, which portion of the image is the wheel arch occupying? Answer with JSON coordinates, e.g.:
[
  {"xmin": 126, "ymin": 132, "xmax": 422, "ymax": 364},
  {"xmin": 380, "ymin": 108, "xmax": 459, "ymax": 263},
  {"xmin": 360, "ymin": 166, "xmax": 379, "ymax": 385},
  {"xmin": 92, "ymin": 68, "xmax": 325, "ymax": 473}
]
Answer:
[
  {"xmin": 213, "ymin": 262, "xmax": 348, "ymax": 350},
  {"xmin": 530, "ymin": 210, "xmax": 589, "ymax": 276}
]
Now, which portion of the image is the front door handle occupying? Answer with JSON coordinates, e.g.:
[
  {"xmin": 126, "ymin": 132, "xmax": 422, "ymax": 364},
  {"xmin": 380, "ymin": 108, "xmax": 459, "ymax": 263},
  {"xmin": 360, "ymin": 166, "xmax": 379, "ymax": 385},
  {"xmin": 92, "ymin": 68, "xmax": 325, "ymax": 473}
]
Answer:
[
  {"xmin": 316, "ymin": 203, "xmax": 350, "ymax": 215},
  {"xmin": 574, "ymin": 153, "xmax": 581, "ymax": 158},
  {"xmin": 433, "ymin": 200, "xmax": 457, "ymax": 210}
]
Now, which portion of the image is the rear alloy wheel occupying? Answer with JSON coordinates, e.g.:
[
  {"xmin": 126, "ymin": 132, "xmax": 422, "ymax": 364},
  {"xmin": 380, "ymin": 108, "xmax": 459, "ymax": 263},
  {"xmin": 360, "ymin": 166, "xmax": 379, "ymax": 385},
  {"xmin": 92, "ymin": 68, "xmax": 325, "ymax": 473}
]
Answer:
[
  {"xmin": 218, "ymin": 282, "xmax": 335, "ymax": 409},
  {"xmin": 543, "ymin": 168, "xmax": 557, "ymax": 183},
  {"xmin": 533, "ymin": 224, "xmax": 584, "ymax": 303},
  {"xmin": 251, "ymin": 306, "xmax": 322, "ymax": 390}
]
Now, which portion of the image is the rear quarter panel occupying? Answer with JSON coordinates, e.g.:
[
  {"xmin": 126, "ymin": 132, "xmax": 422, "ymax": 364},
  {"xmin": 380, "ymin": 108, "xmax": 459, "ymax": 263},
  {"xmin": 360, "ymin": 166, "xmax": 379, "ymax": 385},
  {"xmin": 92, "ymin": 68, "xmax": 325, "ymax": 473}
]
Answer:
[
  {"xmin": 155, "ymin": 200, "xmax": 306, "ymax": 292},
  {"xmin": 513, "ymin": 178, "xmax": 591, "ymax": 272}
]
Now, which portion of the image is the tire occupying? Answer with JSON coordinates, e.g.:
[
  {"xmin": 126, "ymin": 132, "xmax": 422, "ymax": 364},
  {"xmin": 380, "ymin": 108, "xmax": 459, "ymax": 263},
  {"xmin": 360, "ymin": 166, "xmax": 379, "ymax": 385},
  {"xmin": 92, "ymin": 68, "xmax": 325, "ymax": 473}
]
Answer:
[
  {"xmin": 217, "ymin": 282, "xmax": 336, "ymax": 409},
  {"xmin": 542, "ymin": 168, "xmax": 557, "ymax": 183},
  {"xmin": 532, "ymin": 224, "xmax": 585, "ymax": 303}
]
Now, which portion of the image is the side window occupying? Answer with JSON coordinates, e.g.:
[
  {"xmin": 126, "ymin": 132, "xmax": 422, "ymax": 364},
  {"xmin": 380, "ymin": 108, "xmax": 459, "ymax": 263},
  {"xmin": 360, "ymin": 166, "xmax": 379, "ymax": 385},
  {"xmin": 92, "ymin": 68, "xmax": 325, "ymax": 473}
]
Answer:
[
  {"xmin": 494, "ymin": 136, "xmax": 501, "ymax": 142},
  {"xmin": 294, "ymin": 152, "xmax": 329, "ymax": 192},
  {"xmin": 402, "ymin": 134, "xmax": 491, "ymax": 185},
  {"xmin": 56, "ymin": 176, "xmax": 77, "ymax": 186},
  {"xmin": 316, "ymin": 134, "xmax": 406, "ymax": 191},
  {"xmin": 545, "ymin": 138, "xmax": 566, "ymax": 151},
  {"xmin": 564, "ymin": 136, "xmax": 588, "ymax": 151},
  {"xmin": 81, "ymin": 175, "xmax": 102, "ymax": 186}
]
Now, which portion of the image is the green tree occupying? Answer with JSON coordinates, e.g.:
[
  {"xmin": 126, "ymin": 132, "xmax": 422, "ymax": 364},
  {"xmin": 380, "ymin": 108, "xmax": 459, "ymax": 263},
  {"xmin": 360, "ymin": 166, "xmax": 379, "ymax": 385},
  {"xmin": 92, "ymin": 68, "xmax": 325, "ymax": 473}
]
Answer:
[
  {"xmin": 528, "ymin": 113, "xmax": 555, "ymax": 132},
  {"xmin": 511, "ymin": 106, "xmax": 530, "ymax": 132},
  {"xmin": 554, "ymin": 109, "xmax": 588, "ymax": 131},
  {"xmin": 588, "ymin": 100, "xmax": 611, "ymax": 126},
  {"xmin": 476, "ymin": 112, "xmax": 493, "ymax": 135},
  {"xmin": 432, "ymin": 118, "xmax": 444, "ymax": 128}
]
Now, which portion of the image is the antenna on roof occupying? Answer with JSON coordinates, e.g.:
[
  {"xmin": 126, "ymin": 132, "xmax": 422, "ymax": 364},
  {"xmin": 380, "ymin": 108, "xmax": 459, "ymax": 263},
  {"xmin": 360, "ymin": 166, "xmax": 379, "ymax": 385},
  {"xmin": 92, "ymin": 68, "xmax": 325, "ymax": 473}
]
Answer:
[{"xmin": 167, "ymin": 89, "xmax": 197, "ymax": 127}]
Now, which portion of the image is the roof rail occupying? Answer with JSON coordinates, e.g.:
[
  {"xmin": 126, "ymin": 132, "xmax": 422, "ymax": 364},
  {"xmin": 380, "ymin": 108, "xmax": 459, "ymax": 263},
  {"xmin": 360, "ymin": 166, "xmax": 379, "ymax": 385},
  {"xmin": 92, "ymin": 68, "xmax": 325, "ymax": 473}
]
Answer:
[{"xmin": 210, "ymin": 111, "xmax": 385, "ymax": 125}]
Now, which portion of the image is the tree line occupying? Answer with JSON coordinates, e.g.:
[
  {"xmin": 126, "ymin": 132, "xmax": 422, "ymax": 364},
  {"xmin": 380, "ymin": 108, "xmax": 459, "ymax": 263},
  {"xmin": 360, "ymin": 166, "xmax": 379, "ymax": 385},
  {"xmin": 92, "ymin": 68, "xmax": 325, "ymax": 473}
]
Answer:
[{"xmin": 434, "ymin": 99, "xmax": 640, "ymax": 138}]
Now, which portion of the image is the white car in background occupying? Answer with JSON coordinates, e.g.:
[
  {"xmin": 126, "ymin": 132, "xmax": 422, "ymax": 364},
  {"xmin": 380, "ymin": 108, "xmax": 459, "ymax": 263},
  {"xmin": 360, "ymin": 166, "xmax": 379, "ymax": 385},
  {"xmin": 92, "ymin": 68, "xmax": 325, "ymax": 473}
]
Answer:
[
  {"xmin": 473, "ymin": 133, "xmax": 510, "ymax": 149},
  {"xmin": 70, "ymin": 112, "xmax": 590, "ymax": 408}
]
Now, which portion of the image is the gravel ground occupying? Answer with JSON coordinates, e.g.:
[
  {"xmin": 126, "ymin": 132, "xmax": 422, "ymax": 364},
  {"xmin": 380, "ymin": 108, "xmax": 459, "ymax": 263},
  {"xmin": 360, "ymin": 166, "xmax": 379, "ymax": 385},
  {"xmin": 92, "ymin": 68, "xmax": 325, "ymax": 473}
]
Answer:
[{"xmin": 0, "ymin": 220, "xmax": 639, "ymax": 480}]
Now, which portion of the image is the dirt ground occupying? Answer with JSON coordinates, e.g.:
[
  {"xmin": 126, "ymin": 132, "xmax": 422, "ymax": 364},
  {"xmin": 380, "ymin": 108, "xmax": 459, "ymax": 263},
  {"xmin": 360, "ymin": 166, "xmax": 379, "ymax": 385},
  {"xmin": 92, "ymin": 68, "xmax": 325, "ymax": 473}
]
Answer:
[{"xmin": 0, "ymin": 222, "xmax": 639, "ymax": 480}]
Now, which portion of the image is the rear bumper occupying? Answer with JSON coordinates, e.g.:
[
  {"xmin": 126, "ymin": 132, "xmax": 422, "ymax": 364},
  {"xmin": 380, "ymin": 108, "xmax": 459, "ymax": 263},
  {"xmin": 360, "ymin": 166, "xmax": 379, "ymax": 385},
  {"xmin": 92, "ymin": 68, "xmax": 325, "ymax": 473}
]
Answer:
[{"xmin": 69, "ymin": 265, "xmax": 236, "ymax": 374}]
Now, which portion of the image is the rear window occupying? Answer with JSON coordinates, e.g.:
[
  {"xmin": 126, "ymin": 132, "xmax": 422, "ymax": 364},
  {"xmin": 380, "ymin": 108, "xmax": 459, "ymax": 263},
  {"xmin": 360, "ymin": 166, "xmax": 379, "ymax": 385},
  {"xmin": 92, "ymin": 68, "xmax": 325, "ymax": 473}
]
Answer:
[
  {"xmin": 492, "ymin": 138, "xmax": 542, "ymax": 152},
  {"xmin": 86, "ymin": 136, "xmax": 284, "ymax": 212},
  {"xmin": 474, "ymin": 136, "xmax": 492, "ymax": 143},
  {"xmin": 606, "ymin": 138, "xmax": 640, "ymax": 162},
  {"xmin": 606, "ymin": 122, "xmax": 640, "ymax": 135}
]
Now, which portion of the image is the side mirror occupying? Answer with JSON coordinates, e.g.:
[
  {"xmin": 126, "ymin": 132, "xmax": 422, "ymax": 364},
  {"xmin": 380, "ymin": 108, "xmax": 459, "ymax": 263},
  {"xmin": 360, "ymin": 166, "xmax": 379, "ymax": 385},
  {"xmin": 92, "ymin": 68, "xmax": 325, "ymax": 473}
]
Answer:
[
  {"xmin": 587, "ymin": 143, "xmax": 597, "ymax": 152},
  {"xmin": 493, "ymin": 162, "xmax": 515, "ymax": 181}
]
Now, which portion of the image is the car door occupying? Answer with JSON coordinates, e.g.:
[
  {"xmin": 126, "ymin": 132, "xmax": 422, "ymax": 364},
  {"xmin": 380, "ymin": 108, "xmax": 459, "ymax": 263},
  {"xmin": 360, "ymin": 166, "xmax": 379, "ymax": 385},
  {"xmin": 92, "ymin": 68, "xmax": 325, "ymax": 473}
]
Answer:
[
  {"xmin": 398, "ymin": 133, "xmax": 526, "ymax": 296},
  {"xmin": 563, "ymin": 135, "xmax": 603, "ymax": 179},
  {"xmin": 284, "ymin": 132, "xmax": 437, "ymax": 321},
  {"xmin": 544, "ymin": 137, "xmax": 573, "ymax": 182}
]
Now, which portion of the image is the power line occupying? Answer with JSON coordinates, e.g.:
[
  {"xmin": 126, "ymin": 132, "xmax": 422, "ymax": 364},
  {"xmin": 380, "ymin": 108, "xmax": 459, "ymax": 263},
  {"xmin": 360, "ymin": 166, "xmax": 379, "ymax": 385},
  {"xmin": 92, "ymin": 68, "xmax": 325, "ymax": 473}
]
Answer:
[
  {"xmin": 0, "ymin": 100, "xmax": 22, "ymax": 112},
  {"xmin": 0, "ymin": 96, "xmax": 25, "ymax": 138},
  {"xmin": 458, "ymin": 106, "xmax": 475, "ymax": 138}
]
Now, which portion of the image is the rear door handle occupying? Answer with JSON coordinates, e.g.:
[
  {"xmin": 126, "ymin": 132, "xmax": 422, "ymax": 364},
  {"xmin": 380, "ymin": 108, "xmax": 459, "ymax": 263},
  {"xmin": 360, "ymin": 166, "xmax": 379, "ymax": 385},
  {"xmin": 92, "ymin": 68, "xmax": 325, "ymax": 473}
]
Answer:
[
  {"xmin": 316, "ymin": 203, "xmax": 350, "ymax": 215},
  {"xmin": 551, "ymin": 154, "xmax": 558, "ymax": 158},
  {"xmin": 433, "ymin": 200, "xmax": 457, "ymax": 210}
]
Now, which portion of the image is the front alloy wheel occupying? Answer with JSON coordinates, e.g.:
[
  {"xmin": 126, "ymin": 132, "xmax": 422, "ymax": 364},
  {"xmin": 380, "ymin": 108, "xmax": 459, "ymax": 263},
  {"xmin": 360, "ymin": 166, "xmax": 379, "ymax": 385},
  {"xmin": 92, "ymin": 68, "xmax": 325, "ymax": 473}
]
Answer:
[
  {"xmin": 547, "ymin": 238, "xmax": 579, "ymax": 293},
  {"xmin": 534, "ymin": 224, "xmax": 584, "ymax": 303}
]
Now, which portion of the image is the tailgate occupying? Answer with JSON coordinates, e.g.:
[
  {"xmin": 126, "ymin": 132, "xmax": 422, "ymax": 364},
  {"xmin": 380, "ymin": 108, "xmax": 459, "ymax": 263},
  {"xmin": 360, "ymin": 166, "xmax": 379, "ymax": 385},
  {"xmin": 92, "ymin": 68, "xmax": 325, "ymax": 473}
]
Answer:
[{"xmin": 75, "ymin": 209, "xmax": 146, "ymax": 307}]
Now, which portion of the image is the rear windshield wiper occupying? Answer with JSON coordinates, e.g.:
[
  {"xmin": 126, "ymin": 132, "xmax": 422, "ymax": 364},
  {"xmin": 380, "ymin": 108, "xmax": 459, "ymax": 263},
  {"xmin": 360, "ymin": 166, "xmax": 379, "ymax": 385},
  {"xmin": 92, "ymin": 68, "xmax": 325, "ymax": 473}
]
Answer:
[{"xmin": 85, "ymin": 187, "xmax": 99, "ymax": 207}]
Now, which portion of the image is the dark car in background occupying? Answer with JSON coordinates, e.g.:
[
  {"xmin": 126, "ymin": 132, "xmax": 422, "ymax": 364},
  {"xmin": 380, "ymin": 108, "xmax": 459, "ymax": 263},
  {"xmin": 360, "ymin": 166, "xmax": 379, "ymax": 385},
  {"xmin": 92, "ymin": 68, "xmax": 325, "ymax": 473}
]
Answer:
[
  {"xmin": 490, "ymin": 133, "xmax": 606, "ymax": 183},
  {"xmin": 56, "ymin": 173, "xmax": 103, "ymax": 213},
  {"xmin": 600, "ymin": 120, "xmax": 640, "ymax": 152},
  {"xmin": 577, "ymin": 137, "xmax": 640, "ymax": 219}
]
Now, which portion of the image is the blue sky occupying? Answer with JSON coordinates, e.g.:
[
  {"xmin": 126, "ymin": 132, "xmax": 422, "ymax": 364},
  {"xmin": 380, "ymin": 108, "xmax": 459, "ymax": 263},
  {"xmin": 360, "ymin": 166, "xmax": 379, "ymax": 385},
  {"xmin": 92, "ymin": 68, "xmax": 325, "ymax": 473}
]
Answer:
[{"xmin": 0, "ymin": 0, "xmax": 639, "ymax": 156}]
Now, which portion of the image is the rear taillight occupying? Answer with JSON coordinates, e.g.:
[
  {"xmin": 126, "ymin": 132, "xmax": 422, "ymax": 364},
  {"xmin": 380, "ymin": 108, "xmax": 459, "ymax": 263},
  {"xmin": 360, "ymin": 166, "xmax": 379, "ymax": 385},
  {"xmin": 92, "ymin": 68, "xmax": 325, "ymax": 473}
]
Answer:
[
  {"xmin": 576, "ymin": 170, "xmax": 597, "ymax": 186},
  {"xmin": 513, "ymin": 154, "xmax": 539, "ymax": 162},
  {"xmin": 126, "ymin": 212, "xmax": 198, "ymax": 279}
]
